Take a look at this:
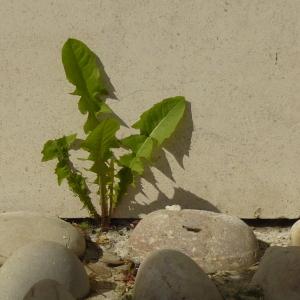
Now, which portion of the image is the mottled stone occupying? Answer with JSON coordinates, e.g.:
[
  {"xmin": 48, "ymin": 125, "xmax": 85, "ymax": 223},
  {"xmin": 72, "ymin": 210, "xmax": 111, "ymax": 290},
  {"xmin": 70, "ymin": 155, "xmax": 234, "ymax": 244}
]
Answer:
[
  {"xmin": 0, "ymin": 241, "xmax": 89, "ymax": 300},
  {"xmin": 86, "ymin": 261, "xmax": 112, "ymax": 279},
  {"xmin": 251, "ymin": 246, "xmax": 300, "ymax": 300},
  {"xmin": 24, "ymin": 279, "xmax": 75, "ymax": 300},
  {"xmin": 86, "ymin": 291, "xmax": 119, "ymax": 300},
  {"xmin": 129, "ymin": 209, "xmax": 258, "ymax": 272},
  {"xmin": 133, "ymin": 249, "xmax": 223, "ymax": 300},
  {"xmin": 0, "ymin": 211, "xmax": 85, "ymax": 262},
  {"xmin": 100, "ymin": 252, "xmax": 124, "ymax": 266}
]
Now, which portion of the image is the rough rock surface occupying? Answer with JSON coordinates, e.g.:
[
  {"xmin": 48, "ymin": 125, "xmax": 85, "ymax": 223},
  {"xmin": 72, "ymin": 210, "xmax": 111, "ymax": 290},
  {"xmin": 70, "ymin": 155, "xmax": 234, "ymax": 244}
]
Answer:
[
  {"xmin": 290, "ymin": 220, "xmax": 300, "ymax": 246},
  {"xmin": 251, "ymin": 246, "xmax": 300, "ymax": 300},
  {"xmin": 129, "ymin": 209, "xmax": 258, "ymax": 273},
  {"xmin": 24, "ymin": 279, "xmax": 75, "ymax": 300},
  {"xmin": 133, "ymin": 249, "xmax": 223, "ymax": 300},
  {"xmin": 0, "ymin": 211, "xmax": 85, "ymax": 263},
  {"xmin": 0, "ymin": 241, "xmax": 89, "ymax": 300}
]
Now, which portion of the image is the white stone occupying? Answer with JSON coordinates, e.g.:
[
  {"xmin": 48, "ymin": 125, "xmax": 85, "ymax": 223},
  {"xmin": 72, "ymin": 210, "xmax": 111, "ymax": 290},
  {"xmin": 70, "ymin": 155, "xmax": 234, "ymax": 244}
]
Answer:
[
  {"xmin": 0, "ymin": 241, "xmax": 90, "ymax": 300},
  {"xmin": 129, "ymin": 209, "xmax": 258, "ymax": 273},
  {"xmin": 24, "ymin": 279, "xmax": 75, "ymax": 300},
  {"xmin": 133, "ymin": 249, "xmax": 222, "ymax": 300},
  {"xmin": 0, "ymin": 211, "xmax": 85, "ymax": 262},
  {"xmin": 165, "ymin": 205, "xmax": 182, "ymax": 211},
  {"xmin": 251, "ymin": 246, "xmax": 300, "ymax": 300}
]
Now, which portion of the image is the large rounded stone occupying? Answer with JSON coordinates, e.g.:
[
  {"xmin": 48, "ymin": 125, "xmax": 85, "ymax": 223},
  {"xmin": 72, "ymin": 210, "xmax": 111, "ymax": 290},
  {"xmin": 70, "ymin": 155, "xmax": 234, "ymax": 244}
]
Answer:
[
  {"xmin": 133, "ymin": 249, "xmax": 222, "ymax": 300},
  {"xmin": 251, "ymin": 246, "xmax": 300, "ymax": 300},
  {"xmin": 0, "ymin": 211, "xmax": 85, "ymax": 263},
  {"xmin": 129, "ymin": 209, "xmax": 258, "ymax": 273},
  {"xmin": 24, "ymin": 279, "xmax": 75, "ymax": 300},
  {"xmin": 0, "ymin": 241, "xmax": 90, "ymax": 299},
  {"xmin": 290, "ymin": 220, "xmax": 300, "ymax": 246}
]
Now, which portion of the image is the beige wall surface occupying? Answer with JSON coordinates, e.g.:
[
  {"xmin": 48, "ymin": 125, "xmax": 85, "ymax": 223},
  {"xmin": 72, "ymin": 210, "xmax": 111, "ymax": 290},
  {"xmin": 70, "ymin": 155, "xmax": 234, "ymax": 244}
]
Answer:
[{"xmin": 1, "ymin": 0, "xmax": 300, "ymax": 218}]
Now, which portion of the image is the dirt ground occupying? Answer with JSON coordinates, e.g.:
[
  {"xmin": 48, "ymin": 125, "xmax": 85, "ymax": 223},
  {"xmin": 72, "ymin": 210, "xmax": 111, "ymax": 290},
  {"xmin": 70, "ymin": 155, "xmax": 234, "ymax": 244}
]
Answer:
[{"xmin": 72, "ymin": 219, "xmax": 293, "ymax": 300}]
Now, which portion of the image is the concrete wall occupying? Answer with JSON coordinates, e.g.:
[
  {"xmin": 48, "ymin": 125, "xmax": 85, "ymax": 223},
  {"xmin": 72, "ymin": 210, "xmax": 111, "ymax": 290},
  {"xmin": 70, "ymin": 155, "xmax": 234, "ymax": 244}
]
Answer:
[{"xmin": 1, "ymin": 0, "xmax": 300, "ymax": 218}]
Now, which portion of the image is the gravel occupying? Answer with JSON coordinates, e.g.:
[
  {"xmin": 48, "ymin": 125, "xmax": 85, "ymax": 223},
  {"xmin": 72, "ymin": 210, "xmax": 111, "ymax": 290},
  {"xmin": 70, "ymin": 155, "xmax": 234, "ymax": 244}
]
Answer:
[{"xmin": 77, "ymin": 219, "xmax": 292, "ymax": 299}]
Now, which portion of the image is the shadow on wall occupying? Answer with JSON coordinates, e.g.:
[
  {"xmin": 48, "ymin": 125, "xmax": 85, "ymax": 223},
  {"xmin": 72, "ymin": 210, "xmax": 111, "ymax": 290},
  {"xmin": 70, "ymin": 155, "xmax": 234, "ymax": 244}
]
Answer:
[
  {"xmin": 163, "ymin": 101, "xmax": 194, "ymax": 168},
  {"xmin": 95, "ymin": 57, "xmax": 128, "ymax": 127},
  {"xmin": 118, "ymin": 101, "xmax": 220, "ymax": 215},
  {"xmin": 125, "ymin": 186, "xmax": 220, "ymax": 215},
  {"xmin": 96, "ymin": 57, "xmax": 117, "ymax": 100}
]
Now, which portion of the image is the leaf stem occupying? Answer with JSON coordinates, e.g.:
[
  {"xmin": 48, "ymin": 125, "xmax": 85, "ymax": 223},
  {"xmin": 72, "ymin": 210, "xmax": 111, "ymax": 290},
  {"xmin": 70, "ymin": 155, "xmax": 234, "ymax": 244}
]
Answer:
[{"xmin": 99, "ymin": 173, "xmax": 109, "ymax": 229}]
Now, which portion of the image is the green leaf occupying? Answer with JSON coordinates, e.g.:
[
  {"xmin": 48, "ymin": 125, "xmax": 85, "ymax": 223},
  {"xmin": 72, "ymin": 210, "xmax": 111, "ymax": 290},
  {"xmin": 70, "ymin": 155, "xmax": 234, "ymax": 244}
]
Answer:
[
  {"xmin": 119, "ymin": 96, "xmax": 186, "ymax": 174},
  {"xmin": 133, "ymin": 96, "xmax": 186, "ymax": 146},
  {"xmin": 121, "ymin": 135, "xmax": 148, "ymax": 153},
  {"xmin": 62, "ymin": 38, "xmax": 107, "ymax": 106},
  {"xmin": 120, "ymin": 135, "xmax": 156, "ymax": 175},
  {"xmin": 83, "ymin": 112, "xmax": 99, "ymax": 133},
  {"xmin": 41, "ymin": 140, "xmax": 58, "ymax": 161},
  {"xmin": 78, "ymin": 96, "xmax": 88, "ymax": 114},
  {"xmin": 82, "ymin": 119, "xmax": 120, "ymax": 173},
  {"xmin": 119, "ymin": 153, "xmax": 145, "ymax": 175},
  {"xmin": 62, "ymin": 38, "xmax": 111, "ymax": 132},
  {"xmin": 65, "ymin": 134, "xmax": 77, "ymax": 146},
  {"xmin": 98, "ymin": 102, "xmax": 112, "ymax": 114}
]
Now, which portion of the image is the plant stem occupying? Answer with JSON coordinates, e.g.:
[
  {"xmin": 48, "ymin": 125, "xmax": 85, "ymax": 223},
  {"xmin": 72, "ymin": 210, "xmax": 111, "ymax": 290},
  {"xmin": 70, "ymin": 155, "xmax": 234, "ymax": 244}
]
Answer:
[
  {"xmin": 99, "ymin": 173, "xmax": 110, "ymax": 230},
  {"xmin": 108, "ymin": 159, "xmax": 115, "ymax": 218}
]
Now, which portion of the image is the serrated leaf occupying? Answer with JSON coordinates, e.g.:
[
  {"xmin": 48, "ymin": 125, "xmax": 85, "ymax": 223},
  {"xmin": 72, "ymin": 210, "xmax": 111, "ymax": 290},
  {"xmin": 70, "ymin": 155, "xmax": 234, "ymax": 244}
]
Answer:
[
  {"xmin": 55, "ymin": 161, "xmax": 70, "ymax": 185},
  {"xmin": 41, "ymin": 134, "xmax": 77, "ymax": 161},
  {"xmin": 41, "ymin": 140, "xmax": 58, "ymax": 161},
  {"xmin": 66, "ymin": 172, "xmax": 99, "ymax": 218},
  {"xmin": 113, "ymin": 167, "xmax": 134, "ymax": 207}
]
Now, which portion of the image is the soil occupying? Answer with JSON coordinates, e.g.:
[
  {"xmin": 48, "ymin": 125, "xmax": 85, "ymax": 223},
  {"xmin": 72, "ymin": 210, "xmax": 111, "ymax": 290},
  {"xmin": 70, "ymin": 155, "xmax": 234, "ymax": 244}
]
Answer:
[{"xmin": 72, "ymin": 219, "xmax": 292, "ymax": 300}]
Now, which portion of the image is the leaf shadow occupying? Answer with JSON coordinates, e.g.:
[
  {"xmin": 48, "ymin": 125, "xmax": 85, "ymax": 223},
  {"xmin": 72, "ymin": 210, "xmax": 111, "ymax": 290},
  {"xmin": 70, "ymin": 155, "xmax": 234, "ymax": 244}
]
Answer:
[
  {"xmin": 133, "ymin": 167, "xmax": 158, "ymax": 198},
  {"xmin": 163, "ymin": 101, "xmax": 194, "ymax": 168},
  {"xmin": 95, "ymin": 57, "xmax": 117, "ymax": 101},
  {"xmin": 149, "ymin": 101, "xmax": 193, "ymax": 182},
  {"xmin": 95, "ymin": 57, "xmax": 128, "ymax": 127},
  {"xmin": 122, "ymin": 185, "xmax": 220, "ymax": 215},
  {"xmin": 152, "ymin": 150, "xmax": 175, "ymax": 182}
]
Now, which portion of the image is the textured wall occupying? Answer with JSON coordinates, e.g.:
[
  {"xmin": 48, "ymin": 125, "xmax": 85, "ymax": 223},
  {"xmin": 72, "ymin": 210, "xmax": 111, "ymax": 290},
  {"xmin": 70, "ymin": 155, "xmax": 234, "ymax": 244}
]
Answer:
[{"xmin": 1, "ymin": 0, "xmax": 300, "ymax": 218}]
